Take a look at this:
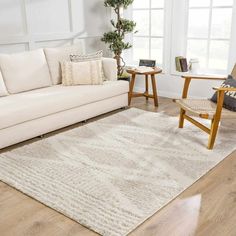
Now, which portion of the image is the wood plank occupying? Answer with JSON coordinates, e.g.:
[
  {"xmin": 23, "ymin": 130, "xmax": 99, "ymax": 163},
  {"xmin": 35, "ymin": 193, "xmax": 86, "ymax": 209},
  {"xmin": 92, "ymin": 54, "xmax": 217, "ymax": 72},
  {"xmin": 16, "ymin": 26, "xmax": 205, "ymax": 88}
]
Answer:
[{"xmin": 130, "ymin": 149, "xmax": 236, "ymax": 236}]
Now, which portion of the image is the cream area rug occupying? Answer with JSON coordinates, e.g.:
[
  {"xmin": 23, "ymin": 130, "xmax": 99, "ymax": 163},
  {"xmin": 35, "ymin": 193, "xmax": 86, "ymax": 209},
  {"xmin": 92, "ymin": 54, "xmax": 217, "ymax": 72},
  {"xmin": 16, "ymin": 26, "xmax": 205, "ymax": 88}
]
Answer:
[{"xmin": 0, "ymin": 108, "xmax": 235, "ymax": 236}]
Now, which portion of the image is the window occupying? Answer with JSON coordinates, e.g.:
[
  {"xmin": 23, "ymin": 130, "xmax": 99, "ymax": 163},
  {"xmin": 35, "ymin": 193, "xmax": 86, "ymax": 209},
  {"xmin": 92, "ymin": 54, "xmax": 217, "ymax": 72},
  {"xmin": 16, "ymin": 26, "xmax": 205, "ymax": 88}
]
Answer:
[
  {"xmin": 186, "ymin": 0, "xmax": 234, "ymax": 72},
  {"xmin": 131, "ymin": 0, "xmax": 165, "ymax": 66},
  {"xmin": 126, "ymin": 0, "xmax": 236, "ymax": 75}
]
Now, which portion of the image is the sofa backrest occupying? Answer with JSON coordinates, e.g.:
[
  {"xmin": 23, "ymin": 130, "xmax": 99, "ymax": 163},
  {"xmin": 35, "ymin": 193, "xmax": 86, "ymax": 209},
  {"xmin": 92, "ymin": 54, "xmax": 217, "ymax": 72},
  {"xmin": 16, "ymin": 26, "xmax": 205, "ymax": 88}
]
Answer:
[
  {"xmin": 0, "ymin": 70, "xmax": 8, "ymax": 97},
  {"xmin": 0, "ymin": 49, "xmax": 52, "ymax": 94},
  {"xmin": 44, "ymin": 43, "xmax": 84, "ymax": 85}
]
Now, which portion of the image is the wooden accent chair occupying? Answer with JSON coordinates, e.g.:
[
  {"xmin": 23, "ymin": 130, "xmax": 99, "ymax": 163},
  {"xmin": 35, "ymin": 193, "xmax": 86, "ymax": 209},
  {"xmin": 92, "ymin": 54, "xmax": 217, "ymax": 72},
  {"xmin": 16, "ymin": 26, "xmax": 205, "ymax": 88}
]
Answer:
[{"xmin": 175, "ymin": 64, "xmax": 236, "ymax": 150}]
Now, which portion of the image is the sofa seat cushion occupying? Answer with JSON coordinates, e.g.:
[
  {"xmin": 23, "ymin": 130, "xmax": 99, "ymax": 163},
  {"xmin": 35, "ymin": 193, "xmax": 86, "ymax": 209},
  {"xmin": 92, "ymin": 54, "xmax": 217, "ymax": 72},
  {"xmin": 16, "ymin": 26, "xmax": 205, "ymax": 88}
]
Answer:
[
  {"xmin": 0, "ymin": 49, "xmax": 52, "ymax": 94},
  {"xmin": 0, "ymin": 81, "xmax": 129, "ymax": 130}
]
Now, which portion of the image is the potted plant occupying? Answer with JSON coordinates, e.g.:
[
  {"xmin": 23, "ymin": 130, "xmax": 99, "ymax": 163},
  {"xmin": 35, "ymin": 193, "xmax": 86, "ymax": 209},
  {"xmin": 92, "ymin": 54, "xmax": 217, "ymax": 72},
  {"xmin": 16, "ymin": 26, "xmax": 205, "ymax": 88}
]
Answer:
[{"xmin": 101, "ymin": 0, "xmax": 136, "ymax": 80}]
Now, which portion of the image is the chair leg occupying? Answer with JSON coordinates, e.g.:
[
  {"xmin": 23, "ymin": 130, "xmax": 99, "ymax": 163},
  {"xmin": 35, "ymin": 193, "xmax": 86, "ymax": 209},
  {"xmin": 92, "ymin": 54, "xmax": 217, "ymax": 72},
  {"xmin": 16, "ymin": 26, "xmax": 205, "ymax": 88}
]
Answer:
[
  {"xmin": 179, "ymin": 109, "xmax": 185, "ymax": 128},
  {"xmin": 208, "ymin": 118, "xmax": 220, "ymax": 150}
]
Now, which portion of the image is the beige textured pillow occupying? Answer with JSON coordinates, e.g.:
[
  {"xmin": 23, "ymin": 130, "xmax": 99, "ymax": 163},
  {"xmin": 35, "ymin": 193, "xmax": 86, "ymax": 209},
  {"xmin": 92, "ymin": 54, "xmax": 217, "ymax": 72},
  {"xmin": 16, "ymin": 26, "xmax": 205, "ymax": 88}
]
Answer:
[
  {"xmin": 61, "ymin": 60, "xmax": 103, "ymax": 86},
  {"xmin": 70, "ymin": 50, "xmax": 106, "ymax": 81}
]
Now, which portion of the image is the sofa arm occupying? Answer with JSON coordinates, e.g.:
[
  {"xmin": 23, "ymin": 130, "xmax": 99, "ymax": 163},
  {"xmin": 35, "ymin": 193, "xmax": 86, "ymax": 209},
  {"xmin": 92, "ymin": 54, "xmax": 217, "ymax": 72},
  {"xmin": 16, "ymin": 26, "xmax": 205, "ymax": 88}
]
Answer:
[{"xmin": 102, "ymin": 57, "xmax": 118, "ymax": 81}]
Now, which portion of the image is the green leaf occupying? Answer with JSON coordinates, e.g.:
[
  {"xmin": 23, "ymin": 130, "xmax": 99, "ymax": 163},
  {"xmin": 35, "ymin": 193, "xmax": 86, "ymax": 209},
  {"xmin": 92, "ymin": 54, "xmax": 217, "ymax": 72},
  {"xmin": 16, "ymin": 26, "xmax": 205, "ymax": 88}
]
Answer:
[
  {"xmin": 104, "ymin": 0, "xmax": 134, "ymax": 9},
  {"xmin": 101, "ymin": 0, "xmax": 136, "ymax": 75}
]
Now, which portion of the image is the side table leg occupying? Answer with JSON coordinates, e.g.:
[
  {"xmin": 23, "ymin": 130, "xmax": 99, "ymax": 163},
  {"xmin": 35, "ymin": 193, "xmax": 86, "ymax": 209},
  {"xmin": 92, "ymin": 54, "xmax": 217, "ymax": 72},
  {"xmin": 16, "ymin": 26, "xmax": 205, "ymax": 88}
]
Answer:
[
  {"xmin": 151, "ymin": 74, "xmax": 159, "ymax": 107},
  {"xmin": 145, "ymin": 75, "xmax": 149, "ymax": 101},
  {"xmin": 129, "ymin": 74, "xmax": 136, "ymax": 106}
]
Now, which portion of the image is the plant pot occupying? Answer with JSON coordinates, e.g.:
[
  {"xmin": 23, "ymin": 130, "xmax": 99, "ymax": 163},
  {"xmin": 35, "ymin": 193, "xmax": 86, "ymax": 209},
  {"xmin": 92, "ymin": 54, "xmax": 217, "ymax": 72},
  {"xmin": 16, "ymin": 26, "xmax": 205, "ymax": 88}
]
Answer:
[{"xmin": 117, "ymin": 74, "xmax": 131, "ymax": 82}]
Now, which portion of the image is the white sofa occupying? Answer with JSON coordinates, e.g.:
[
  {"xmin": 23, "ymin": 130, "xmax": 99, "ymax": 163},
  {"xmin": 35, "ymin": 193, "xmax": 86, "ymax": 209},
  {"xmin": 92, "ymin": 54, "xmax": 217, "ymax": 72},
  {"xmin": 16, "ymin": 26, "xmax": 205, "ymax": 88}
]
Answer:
[{"xmin": 0, "ymin": 45, "xmax": 129, "ymax": 149}]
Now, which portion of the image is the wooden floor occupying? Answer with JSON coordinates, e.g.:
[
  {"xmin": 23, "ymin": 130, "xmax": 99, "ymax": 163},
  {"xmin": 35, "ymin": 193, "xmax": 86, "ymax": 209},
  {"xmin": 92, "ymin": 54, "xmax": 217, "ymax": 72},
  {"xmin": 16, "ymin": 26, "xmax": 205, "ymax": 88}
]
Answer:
[{"xmin": 0, "ymin": 97, "xmax": 236, "ymax": 236}]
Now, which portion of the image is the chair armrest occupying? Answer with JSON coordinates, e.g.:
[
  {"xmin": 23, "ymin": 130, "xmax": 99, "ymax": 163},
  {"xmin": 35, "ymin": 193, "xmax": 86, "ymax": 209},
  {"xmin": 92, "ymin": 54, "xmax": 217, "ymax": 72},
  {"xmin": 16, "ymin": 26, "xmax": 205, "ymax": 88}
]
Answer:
[
  {"xmin": 182, "ymin": 74, "xmax": 227, "ymax": 81},
  {"xmin": 181, "ymin": 74, "xmax": 227, "ymax": 99},
  {"xmin": 213, "ymin": 87, "xmax": 236, "ymax": 92},
  {"xmin": 102, "ymin": 57, "xmax": 117, "ymax": 81}
]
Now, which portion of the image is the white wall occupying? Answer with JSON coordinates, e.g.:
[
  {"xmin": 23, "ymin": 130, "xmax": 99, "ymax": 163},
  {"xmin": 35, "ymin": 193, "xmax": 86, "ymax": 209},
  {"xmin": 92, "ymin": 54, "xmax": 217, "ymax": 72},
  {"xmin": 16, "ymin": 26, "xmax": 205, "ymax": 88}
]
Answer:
[
  {"xmin": 134, "ymin": 73, "xmax": 224, "ymax": 99},
  {"xmin": 0, "ymin": 0, "xmax": 111, "ymax": 55},
  {"xmin": 0, "ymin": 0, "xmax": 229, "ymax": 99}
]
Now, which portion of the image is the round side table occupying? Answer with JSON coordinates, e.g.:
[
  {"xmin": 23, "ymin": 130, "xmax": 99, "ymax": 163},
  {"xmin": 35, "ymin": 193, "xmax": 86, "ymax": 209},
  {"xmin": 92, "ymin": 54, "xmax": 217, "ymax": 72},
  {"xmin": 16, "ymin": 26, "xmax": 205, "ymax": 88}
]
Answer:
[{"xmin": 126, "ymin": 67, "xmax": 162, "ymax": 107}]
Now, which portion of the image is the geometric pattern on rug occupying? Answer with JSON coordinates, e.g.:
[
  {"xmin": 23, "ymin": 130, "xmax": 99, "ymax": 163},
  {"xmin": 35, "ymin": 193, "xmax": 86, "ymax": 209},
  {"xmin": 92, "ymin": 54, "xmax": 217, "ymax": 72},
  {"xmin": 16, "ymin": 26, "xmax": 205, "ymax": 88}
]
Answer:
[{"xmin": 0, "ymin": 108, "xmax": 235, "ymax": 236}]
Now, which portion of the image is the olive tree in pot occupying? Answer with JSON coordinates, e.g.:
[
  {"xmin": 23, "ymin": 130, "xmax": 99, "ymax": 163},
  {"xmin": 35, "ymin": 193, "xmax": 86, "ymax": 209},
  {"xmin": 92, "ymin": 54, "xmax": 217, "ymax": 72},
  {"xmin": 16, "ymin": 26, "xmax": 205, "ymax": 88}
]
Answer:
[{"xmin": 101, "ymin": 0, "xmax": 136, "ymax": 79}]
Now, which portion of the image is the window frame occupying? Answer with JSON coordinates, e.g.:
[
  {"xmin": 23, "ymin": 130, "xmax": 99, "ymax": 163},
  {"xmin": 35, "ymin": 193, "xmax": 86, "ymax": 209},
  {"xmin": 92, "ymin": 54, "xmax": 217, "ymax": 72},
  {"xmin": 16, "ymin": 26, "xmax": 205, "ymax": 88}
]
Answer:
[
  {"xmin": 185, "ymin": 0, "xmax": 234, "ymax": 73},
  {"xmin": 124, "ymin": 0, "xmax": 236, "ymax": 76},
  {"xmin": 125, "ymin": 0, "xmax": 166, "ymax": 68}
]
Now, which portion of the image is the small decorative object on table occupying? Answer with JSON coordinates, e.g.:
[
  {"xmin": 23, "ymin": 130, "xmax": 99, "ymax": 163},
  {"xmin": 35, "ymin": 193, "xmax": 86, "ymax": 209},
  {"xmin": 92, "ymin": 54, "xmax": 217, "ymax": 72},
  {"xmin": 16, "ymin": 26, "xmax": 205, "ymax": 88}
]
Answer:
[
  {"xmin": 189, "ymin": 58, "xmax": 200, "ymax": 73},
  {"xmin": 139, "ymin": 59, "xmax": 156, "ymax": 67},
  {"xmin": 127, "ymin": 67, "xmax": 162, "ymax": 107}
]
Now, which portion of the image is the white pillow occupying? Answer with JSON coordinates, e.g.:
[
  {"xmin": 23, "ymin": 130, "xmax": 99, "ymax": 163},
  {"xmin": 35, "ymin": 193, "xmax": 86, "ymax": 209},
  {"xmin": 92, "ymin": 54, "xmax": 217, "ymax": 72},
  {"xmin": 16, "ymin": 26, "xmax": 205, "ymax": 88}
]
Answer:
[
  {"xmin": 102, "ymin": 57, "xmax": 118, "ymax": 81},
  {"xmin": 44, "ymin": 43, "xmax": 84, "ymax": 85},
  {"xmin": 0, "ymin": 49, "xmax": 52, "ymax": 94},
  {"xmin": 61, "ymin": 60, "xmax": 103, "ymax": 86},
  {"xmin": 0, "ymin": 70, "xmax": 8, "ymax": 97}
]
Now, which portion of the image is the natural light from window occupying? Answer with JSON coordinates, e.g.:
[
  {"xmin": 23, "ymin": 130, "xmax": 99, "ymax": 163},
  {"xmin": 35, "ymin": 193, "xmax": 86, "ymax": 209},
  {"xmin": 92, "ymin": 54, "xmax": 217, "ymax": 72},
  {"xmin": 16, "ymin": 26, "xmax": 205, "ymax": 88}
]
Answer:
[
  {"xmin": 187, "ymin": 0, "xmax": 233, "ymax": 72},
  {"xmin": 132, "ymin": 0, "xmax": 164, "ymax": 66}
]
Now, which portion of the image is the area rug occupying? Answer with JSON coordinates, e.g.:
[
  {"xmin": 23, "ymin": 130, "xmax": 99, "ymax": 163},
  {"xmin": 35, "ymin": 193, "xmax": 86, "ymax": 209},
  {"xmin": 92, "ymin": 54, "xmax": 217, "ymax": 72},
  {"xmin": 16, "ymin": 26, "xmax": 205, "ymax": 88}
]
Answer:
[{"xmin": 0, "ymin": 108, "xmax": 235, "ymax": 236}]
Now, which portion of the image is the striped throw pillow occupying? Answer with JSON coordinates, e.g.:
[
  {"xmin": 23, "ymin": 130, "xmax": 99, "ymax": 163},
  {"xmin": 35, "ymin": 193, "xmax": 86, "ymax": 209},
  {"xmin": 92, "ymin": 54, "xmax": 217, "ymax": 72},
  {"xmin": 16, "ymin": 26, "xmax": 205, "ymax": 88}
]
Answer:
[
  {"xmin": 61, "ymin": 60, "xmax": 103, "ymax": 86},
  {"xmin": 70, "ymin": 51, "xmax": 106, "ymax": 81}
]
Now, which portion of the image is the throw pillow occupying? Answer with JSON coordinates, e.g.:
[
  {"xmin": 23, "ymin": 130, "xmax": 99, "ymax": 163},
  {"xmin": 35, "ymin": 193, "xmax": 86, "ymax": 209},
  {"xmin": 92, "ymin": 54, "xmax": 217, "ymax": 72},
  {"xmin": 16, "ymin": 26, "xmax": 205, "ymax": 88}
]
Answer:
[
  {"xmin": 70, "ymin": 50, "xmax": 103, "ymax": 62},
  {"xmin": 211, "ymin": 75, "xmax": 236, "ymax": 111},
  {"xmin": 61, "ymin": 60, "xmax": 103, "ymax": 86},
  {"xmin": 0, "ymin": 49, "xmax": 52, "ymax": 94},
  {"xmin": 44, "ymin": 43, "xmax": 84, "ymax": 85},
  {"xmin": 102, "ymin": 57, "xmax": 118, "ymax": 81},
  {"xmin": 70, "ymin": 50, "xmax": 106, "ymax": 81},
  {"xmin": 0, "ymin": 70, "xmax": 8, "ymax": 97}
]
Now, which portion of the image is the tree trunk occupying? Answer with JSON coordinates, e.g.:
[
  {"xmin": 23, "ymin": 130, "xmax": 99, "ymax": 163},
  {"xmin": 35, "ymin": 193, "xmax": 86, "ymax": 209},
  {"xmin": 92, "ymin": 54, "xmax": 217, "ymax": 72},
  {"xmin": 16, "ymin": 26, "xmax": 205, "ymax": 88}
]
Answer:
[
  {"xmin": 115, "ymin": 7, "xmax": 123, "ymax": 76},
  {"xmin": 114, "ymin": 54, "xmax": 122, "ymax": 76}
]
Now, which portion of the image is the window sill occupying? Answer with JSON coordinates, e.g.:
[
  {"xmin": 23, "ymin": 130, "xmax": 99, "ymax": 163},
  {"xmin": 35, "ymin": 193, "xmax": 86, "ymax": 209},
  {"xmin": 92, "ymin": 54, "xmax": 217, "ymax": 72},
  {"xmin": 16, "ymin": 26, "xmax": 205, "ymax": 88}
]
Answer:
[{"xmin": 170, "ymin": 71, "xmax": 227, "ymax": 78}]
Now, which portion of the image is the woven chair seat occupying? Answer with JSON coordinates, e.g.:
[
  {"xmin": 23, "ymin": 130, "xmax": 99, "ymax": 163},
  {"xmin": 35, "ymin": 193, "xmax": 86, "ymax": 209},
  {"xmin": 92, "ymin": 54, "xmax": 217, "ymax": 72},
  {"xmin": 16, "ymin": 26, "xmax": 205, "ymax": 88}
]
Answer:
[{"xmin": 175, "ymin": 99, "xmax": 236, "ymax": 119}]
